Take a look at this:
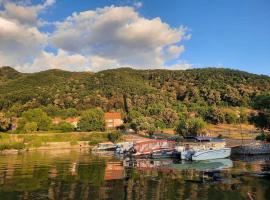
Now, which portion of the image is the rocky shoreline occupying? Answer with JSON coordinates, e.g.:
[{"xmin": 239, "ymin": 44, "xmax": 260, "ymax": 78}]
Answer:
[{"xmin": 232, "ymin": 143, "xmax": 270, "ymax": 155}]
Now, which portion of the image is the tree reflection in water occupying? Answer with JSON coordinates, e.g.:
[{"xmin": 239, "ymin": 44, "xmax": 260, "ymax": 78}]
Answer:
[{"xmin": 0, "ymin": 150, "xmax": 269, "ymax": 200}]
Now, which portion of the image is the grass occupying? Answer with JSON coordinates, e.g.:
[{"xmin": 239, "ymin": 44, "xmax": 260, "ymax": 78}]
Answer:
[
  {"xmin": 158, "ymin": 123, "xmax": 260, "ymax": 140},
  {"xmin": 0, "ymin": 132, "xmax": 111, "ymax": 150},
  {"xmin": 205, "ymin": 123, "xmax": 260, "ymax": 139}
]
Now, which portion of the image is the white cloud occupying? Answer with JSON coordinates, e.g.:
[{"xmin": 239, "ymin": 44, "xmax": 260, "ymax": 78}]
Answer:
[
  {"xmin": 20, "ymin": 50, "xmax": 91, "ymax": 72},
  {"xmin": 0, "ymin": 4, "xmax": 191, "ymax": 72},
  {"xmin": 51, "ymin": 6, "xmax": 191, "ymax": 70},
  {"xmin": 164, "ymin": 61, "xmax": 192, "ymax": 70},
  {"xmin": 0, "ymin": 16, "xmax": 47, "ymax": 67},
  {"xmin": 0, "ymin": 0, "xmax": 54, "ymax": 70},
  {"xmin": 0, "ymin": 0, "xmax": 55, "ymax": 26},
  {"xmin": 133, "ymin": 2, "xmax": 143, "ymax": 8}
]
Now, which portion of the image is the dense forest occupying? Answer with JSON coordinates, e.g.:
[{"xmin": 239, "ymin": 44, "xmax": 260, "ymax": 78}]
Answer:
[{"xmin": 0, "ymin": 66, "xmax": 270, "ymax": 133}]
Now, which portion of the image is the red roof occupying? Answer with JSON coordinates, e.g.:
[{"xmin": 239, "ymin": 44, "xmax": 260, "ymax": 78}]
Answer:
[{"xmin": 104, "ymin": 112, "xmax": 122, "ymax": 120}]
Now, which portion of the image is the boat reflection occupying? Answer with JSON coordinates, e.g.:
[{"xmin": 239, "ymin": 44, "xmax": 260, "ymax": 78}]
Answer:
[
  {"xmin": 123, "ymin": 157, "xmax": 173, "ymax": 169},
  {"xmin": 123, "ymin": 157, "xmax": 233, "ymax": 171},
  {"xmin": 169, "ymin": 159, "xmax": 233, "ymax": 171}
]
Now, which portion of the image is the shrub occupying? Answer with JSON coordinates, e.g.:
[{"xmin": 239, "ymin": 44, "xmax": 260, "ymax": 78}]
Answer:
[
  {"xmin": 57, "ymin": 122, "xmax": 74, "ymax": 132},
  {"xmin": 225, "ymin": 111, "xmax": 238, "ymax": 124},
  {"xmin": 23, "ymin": 122, "xmax": 38, "ymax": 133},
  {"xmin": 239, "ymin": 110, "xmax": 248, "ymax": 123},
  {"xmin": 154, "ymin": 120, "xmax": 166, "ymax": 129},
  {"xmin": 17, "ymin": 108, "xmax": 52, "ymax": 132},
  {"xmin": 205, "ymin": 107, "xmax": 225, "ymax": 124},
  {"xmin": 108, "ymin": 131, "xmax": 122, "ymax": 142},
  {"xmin": 256, "ymin": 133, "xmax": 265, "ymax": 141},
  {"xmin": 175, "ymin": 117, "xmax": 206, "ymax": 137},
  {"xmin": 256, "ymin": 133, "xmax": 270, "ymax": 142}
]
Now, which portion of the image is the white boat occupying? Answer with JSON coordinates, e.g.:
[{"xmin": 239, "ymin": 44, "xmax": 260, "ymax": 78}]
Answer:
[
  {"xmin": 92, "ymin": 142, "xmax": 117, "ymax": 151},
  {"xmin": 191, "ymin": 148, "xmax": 231, "ymax": 161},
  {"xmin": 180, "ymin": 137, "xmax": 231, "ymax": 161}
]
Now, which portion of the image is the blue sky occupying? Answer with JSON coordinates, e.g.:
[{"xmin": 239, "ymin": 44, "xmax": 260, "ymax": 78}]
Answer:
[{"xmin": 0, "ymin": 0, "xmax": 269, "ymax": 75}]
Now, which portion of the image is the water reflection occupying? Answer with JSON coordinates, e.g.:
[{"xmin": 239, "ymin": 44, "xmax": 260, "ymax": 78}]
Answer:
[{"xmin": 0, "ymin": 150, "xmax": 269, "ymax": 200}]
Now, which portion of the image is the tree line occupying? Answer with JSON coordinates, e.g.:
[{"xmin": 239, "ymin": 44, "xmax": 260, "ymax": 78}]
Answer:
[{"xmin": 0, "ymin": 67, "xmax": 270, "ymax": 136}]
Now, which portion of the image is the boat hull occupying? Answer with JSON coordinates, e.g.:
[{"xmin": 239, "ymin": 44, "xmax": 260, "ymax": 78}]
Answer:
[{"xmin": 192, "ymin": 148, "xmax": 231, "ymax": 161}]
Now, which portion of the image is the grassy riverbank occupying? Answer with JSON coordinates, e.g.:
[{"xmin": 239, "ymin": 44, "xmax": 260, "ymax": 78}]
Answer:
[{"xmin": 0, "ymin": 132, "xmax": 111, "ymax": 151}]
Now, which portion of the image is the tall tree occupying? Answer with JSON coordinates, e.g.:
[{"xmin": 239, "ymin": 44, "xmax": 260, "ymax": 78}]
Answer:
[{"xmin": 78, "ymin": 108, "xmax": 105, "ymax": 131}]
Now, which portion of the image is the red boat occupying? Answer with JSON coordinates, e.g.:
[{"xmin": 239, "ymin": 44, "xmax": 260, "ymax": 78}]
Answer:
[{"xmin": 133, "ymin": 140, "xmax": 176, "ymax": 157}]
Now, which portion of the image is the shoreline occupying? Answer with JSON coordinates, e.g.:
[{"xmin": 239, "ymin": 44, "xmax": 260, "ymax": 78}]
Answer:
[{"xmin": 0, "ymin": 141, "xmax": 94, "ymax": 155}]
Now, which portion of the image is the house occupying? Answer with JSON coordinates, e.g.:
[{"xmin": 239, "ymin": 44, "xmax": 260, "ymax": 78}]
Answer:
[{"xmin": 104, "ymin": 112, "xmax": 123, "ymax": 129}]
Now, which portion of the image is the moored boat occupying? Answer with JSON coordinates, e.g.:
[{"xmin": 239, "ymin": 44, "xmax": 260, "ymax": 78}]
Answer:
[
  {"xmin": 133, "ymin": 139, "xmax": 176, "ymax": 157},
  {"xmin": 92, "ymin": 142, "xmax": 117, "ymax": 151},
  {"xmin": 191, "ymin": 148, "xmax": 231, "ymax": 161},
  {"xmin": 179, "ymin": 137, "xmax": 231, "ymax": 161}
]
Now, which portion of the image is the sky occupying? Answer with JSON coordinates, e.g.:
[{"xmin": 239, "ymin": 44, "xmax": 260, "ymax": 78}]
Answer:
[{"xmin": 0, "ymin": 0, "xmax": 269, "ymax": 75}]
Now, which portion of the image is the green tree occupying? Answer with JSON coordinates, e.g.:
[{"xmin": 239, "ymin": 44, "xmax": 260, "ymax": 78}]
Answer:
[
  {"xmin": 130, "ymin": 116, "xmax": 154, "ymax": 133},
  {"xmin": 128, "ymin": 109, "xmax": 143, "ymax": 122},
  {"xmin": 78, "ymin": 108, "xmax": 105, "ymax": 131},
  {"xmin": 250, "ymin": 111, "xmax": 270, "ymax": 132},
  {"xmin": 18, "ymin": 108, "xmax": 52, "ymax": 132},
  {"xmin": 252, "ymin": 94, "xmax": 270, "ymax": 110},
  {"xmin": 175, "ymin": 117, "xmax": 206, "ymax": 137},
  {"xmin": 205, "ymin": 107, "xmax": 225, "ymax": 124},
  {"xmin": 57, "ymin": 121, "xmax": 75, "ymax": 132},
  {"xmin": 161, "ymin": 108, "xmax": 179, "ymax": 128},
  {"xmin": 42, "ymin": 104, "xmax": 61, "ymax": 117},
  {"xmin": 251, "ymin": 94, "xmax": 270, "ymax": 132},
  {"xmin": 224, "ymin": 111, "xmax": 238, "ymax": 124}
]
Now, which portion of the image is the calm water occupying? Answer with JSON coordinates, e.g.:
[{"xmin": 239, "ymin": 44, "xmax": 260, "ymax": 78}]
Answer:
[{"xmin": 0, "ymin": 150, "xmax": 269, "ymax": 200}]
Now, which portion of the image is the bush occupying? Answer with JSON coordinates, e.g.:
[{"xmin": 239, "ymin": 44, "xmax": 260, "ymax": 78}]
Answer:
[
  {"xmin": 108, "ymin": 131, "xmax": 122, "ymax": 142},
  {"xmin": 23, "ymin": 122, "xmax": 38, "ymax": 133},
  {"xmin": 256, "ymin": 133, "xmax": 265, "ymax": 141},
  {"xmin": 154, "ymin": 120, "xmax": 166, "ymax": 129},
  {"xmin": 225, "ymin": 111, "xmax": 238, "ymax": 124},
  {"xmin": 205, "ymin": 107, "xmax": 225, "ymax": 124},
  {"xmin": 17, "ymin": 108, "xmax": 52, "ymax": 132},
  {"xmin": 256, "ymin": 133, "xmax": 270, "ymax": 142},
  {"xmin": 175, "ymin": 117, "xmax": 206, "ymax": 137},
  {"xmin": 57, "ymin": 122, "xmax": 75, "ymax": 132}
]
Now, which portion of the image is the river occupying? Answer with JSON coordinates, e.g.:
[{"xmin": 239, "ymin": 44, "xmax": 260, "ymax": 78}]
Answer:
[{"xmin": 0, "ymin": 149, "xmax": 269, "ymax": 200}]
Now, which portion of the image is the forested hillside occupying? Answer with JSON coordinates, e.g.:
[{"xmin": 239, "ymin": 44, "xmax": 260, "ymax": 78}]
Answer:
[{"xmin": 0, "ymin": 66, "xmax": 270, "ymax": 130}]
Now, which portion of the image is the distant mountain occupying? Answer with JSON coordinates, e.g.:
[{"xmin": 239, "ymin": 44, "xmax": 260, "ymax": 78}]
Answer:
[{"xmin": 0, "ymin": 66, "xmax": 270, "ymax": 112}]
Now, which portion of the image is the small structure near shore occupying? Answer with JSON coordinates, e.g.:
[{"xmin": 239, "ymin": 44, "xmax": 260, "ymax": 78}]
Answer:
[{"xmin": 104, "ymin": 112, "xmax": 123, "ymax": 129}]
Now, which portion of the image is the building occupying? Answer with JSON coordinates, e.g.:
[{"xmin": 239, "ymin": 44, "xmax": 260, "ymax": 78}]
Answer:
[{"xmin": 104, "ymin": 112, "xmax": 123, "ymax": 129}]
